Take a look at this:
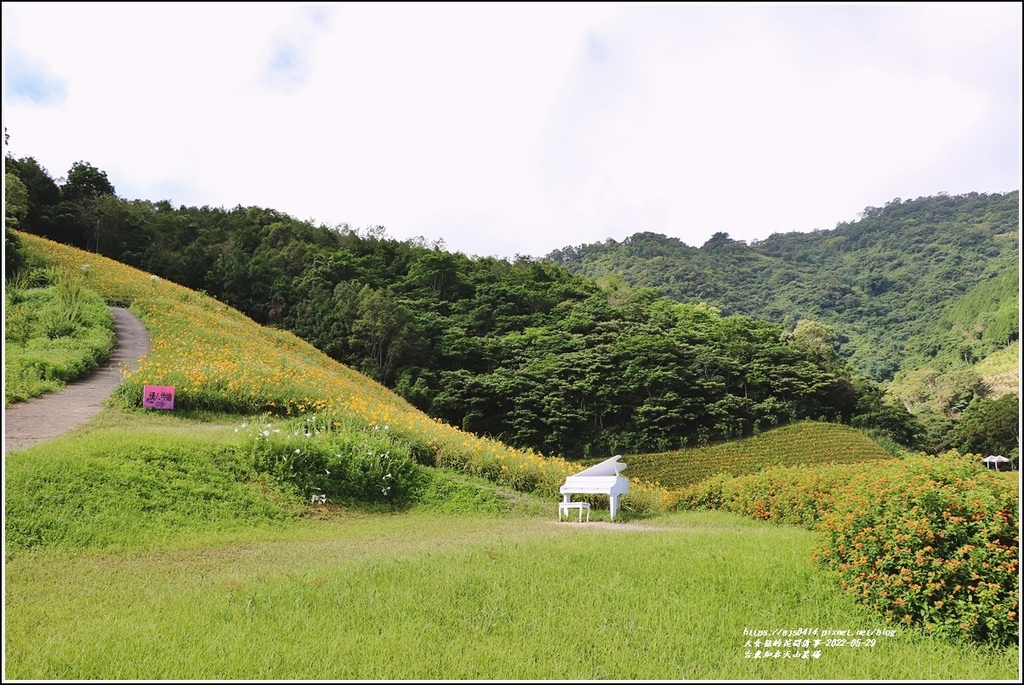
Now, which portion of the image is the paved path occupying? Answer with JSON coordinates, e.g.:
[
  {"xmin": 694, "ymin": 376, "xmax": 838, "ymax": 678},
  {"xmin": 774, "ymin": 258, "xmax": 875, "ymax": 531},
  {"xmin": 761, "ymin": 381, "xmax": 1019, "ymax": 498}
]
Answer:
[{"xmin": 4, "ymin": 307, "xmax": 152, "ymax": 453}]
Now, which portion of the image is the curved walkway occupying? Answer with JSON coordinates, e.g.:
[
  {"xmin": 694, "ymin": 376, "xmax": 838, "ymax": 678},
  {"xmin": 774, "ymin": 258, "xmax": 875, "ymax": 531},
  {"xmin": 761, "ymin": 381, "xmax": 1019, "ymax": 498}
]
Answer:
[{"xmin": 4, "ymin": 307, "xmax": 152, "ymax": 453}]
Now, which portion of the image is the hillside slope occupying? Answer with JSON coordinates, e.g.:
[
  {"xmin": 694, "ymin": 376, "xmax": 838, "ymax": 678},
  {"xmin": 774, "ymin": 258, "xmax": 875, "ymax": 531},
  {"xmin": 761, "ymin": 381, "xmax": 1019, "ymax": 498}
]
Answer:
[
  {"xmin": 548, "ymin": 191, "xmax": 1019, "ymax": 382},
  {"xmin": 14, "ymin": 231, "xmax": 585, "ymax": 501}
]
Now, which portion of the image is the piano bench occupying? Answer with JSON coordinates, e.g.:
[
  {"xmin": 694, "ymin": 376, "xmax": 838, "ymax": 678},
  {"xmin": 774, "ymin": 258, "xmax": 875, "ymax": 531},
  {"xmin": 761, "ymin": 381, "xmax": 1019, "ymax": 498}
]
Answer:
[{"xmin": 558, "ymin": 501, "xmax": 591, "ymax": 522}]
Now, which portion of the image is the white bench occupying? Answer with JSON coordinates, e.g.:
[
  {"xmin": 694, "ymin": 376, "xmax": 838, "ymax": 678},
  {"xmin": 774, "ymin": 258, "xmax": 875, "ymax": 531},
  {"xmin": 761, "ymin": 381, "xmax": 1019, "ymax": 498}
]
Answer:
[{"xmin": 558, "ymin": 501, "xmax": 591, "ymax": 522}]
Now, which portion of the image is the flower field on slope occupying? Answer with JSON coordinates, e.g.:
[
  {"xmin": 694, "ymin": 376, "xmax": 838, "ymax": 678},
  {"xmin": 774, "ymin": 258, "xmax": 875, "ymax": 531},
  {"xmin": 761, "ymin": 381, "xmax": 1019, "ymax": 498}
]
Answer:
[
  {"xmin": 18, "ymin": 232, "xmax": 613, "ymax": 503},
  {"xmin": 624, "ymin": 421, "xmax": 895, "ymax": 490}
]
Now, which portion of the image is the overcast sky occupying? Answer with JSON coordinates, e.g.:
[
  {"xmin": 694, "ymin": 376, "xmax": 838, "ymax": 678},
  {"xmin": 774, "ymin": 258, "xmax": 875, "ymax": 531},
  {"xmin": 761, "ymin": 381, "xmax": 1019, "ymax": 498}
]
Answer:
[{"xmin": 3, "ymin": 2, "xmax": 1021, "ymax": 259}]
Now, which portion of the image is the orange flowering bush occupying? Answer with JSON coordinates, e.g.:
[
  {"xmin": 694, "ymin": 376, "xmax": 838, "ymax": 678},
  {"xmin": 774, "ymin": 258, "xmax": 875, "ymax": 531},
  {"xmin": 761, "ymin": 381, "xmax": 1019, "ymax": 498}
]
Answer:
[
  {"xmin": 673, "ymin": 462, "xmax": 855, "ymax": 528},
  {"xmin": 812, "ymin": 451, "xmax": 1019, "ymax": 647},
  {"xmin": 676, "ymin": 452, "xmax": 1019, "ymax": 647}
]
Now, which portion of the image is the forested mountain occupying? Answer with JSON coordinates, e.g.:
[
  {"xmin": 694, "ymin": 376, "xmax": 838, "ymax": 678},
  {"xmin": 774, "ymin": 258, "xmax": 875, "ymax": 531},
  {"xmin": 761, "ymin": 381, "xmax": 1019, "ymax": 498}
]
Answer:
[
  {"xmin": 547, "ymin": 192, "xmax": 1019, "ymax": 383},
  {"xmin": 5, "ymin": 156, "xmax": 1018, "ymax": 460}
]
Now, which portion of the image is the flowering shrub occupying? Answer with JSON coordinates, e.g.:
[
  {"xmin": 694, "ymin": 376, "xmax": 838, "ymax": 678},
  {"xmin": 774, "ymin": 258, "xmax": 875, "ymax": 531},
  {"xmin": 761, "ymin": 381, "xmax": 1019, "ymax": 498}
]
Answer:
[
  {"xmin": 674, "ymin": 462, "xmax": 855, "ymax": 529},
  {"xmin": 812, "ymin": 452, "xmax": 1019, "ymax": 647},
  {"xmin": 676, "ymin": 452, "xmax": 1019, "ymax": 647},
  {"xmin": 240, "ymin": 414, "xmax": 418, "ymax": 506}
]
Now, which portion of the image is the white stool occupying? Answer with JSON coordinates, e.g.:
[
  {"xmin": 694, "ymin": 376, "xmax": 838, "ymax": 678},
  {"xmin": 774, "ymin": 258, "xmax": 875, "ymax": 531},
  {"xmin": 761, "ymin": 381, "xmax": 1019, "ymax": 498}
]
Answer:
[{"xmin": 558, "ymin": 501, "xmax": 591, "ymax": 522}]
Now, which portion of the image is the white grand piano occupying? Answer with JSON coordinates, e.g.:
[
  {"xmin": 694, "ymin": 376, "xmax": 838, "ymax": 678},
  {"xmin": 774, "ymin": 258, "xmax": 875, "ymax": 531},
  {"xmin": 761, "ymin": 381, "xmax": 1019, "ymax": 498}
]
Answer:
[{"xmin": 559, "ymin": 454, "xmax": 629, "ymax": 521}]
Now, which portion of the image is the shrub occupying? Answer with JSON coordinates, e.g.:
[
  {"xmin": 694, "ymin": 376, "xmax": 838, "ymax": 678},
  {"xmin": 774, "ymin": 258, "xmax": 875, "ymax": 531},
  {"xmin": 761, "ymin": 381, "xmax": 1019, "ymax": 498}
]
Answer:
[
  {"xmin": 675, "ymin": 453, "xmax": 1019, "ymax": 647},
  {"xmin": 240, "ymin": 414, "xmax": 419, "ymax": 507},
  {"xmin": 4, "ymin": 276, "xmax": 116, "ymax": 405},
  {"xmin": 674, "ymin": 463, "xmax": 854, "ymax": 529},
  {"xmin": 812, "ymin": 452, "xmax": 1019, "ymax": 647}
]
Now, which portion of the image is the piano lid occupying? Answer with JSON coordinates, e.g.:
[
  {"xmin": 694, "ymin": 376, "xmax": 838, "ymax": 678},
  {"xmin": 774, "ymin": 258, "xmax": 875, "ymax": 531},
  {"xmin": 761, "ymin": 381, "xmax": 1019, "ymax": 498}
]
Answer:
[{"xmin": 568, "ymin": 454, "xmax": 627, "ymax": 479}]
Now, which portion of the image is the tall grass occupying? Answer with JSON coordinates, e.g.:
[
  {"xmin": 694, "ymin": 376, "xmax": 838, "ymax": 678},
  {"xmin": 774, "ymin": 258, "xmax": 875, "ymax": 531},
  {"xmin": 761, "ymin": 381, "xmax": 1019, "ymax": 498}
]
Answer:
[{"xmin": 4, "ymin": 268, "xmax": 116, "ymax": 405}]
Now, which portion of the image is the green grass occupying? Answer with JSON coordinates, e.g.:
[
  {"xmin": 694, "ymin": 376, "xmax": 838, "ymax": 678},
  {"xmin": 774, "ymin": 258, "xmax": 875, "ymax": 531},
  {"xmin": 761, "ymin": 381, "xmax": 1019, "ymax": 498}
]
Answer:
[
  {"xmin": 622, "ymin": 421, "xmax": 895, "ymax": 489},
  {"xmin": 5, "ymin": 505, "xmax": 1017, "ymax": 680},
  {"xmin": 4, "ymin": 413, "xmax": 1019, "ymax": 680},
  {"xmin": 3, "ymin": 409, "xmax": 540, "ymax": 554},
  {"xmin": 4, "ymin": 279, "xmax": 116, "ymax": 405},
  {"xmin": 3, "ymin": 417, "xmax": 298, "ymax": 552}
]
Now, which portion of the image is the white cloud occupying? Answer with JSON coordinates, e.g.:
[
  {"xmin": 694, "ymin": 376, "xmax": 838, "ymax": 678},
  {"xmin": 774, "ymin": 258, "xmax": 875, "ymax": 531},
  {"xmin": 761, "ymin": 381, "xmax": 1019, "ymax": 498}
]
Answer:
[{"xmin": 3, "ymin": 2, "xmax": 1019, "ymax": 258}]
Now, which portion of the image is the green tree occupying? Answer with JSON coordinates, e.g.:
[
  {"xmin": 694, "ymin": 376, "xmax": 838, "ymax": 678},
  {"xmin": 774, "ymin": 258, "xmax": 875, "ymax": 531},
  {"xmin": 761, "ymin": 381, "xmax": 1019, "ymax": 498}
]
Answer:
[
  {"xmin": 352, "ymin": 286, "xmax": 416, "ymax": 386},
  {"xmin": 5, "ymin": 172, "xmax": 29, "ymax": 229},
  {"xmin": 4, "ymin": 156, "xmax": 67, "ymax": 241},
  {"xmin": 950, "ymin": 394, "xmax": 1020, "ymax": 461},
  {"xmin": 61, "ymin": 161, "xmax": 116, "ymax": 202}
]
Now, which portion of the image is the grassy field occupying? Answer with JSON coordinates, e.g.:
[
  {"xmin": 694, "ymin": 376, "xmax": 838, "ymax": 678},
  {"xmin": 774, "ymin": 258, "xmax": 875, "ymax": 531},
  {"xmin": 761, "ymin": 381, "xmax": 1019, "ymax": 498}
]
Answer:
[
  {"xmin": 976, "ymin": 340, "xmax": 1020, "ymax": 397},
  {"xmin": 4, "ymin": 232, "xmax": 1020, "ymax": 680},
  {"xmin": 5, "ymin": 415, "xmax": 1018, "ymax": 680}
]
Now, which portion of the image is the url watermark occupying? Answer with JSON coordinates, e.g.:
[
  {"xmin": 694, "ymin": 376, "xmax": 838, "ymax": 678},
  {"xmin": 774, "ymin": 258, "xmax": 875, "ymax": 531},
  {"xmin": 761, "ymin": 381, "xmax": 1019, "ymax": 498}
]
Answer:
[{"xmin": 742, "ymin": 627, "xmax": 897, "ymax": 659}]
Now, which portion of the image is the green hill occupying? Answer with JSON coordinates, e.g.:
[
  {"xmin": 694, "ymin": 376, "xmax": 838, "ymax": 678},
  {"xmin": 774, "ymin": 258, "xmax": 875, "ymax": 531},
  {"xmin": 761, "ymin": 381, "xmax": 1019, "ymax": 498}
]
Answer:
[
  {"xmin": 623, "ymin": 421, "xmax": 893, "ymax": 490},
  {"xmin": 548, "ymin": 192, "xmax": 1019, "ymax": 383},
  {"xmin": 976, "ymin": 341, "xmax": 1020, "ymax": 397}
]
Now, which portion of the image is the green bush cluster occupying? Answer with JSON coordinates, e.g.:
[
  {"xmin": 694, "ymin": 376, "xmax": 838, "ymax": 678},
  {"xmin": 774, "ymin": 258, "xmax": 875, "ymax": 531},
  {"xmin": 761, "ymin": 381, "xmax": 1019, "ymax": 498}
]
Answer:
[
  {"xmin": 241, "ymin": 414, "xmax": 419, "ymax": 506},
  {"xmin": 675, "ymin": 453, "xmax": 1019, "ymax": 647}
]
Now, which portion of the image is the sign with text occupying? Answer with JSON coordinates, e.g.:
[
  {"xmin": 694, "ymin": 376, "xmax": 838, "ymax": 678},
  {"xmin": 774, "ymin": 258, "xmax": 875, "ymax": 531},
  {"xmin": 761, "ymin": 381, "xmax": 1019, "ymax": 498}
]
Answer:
[{"xmin": 143, "ymin": 385, "xmax": 175, "ymax": 410}]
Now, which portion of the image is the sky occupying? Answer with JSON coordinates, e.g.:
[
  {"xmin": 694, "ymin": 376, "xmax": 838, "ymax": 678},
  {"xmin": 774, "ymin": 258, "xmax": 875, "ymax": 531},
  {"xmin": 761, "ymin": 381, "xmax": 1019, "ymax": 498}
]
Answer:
[{"xmin": 3, "ymin": 2, "xmax": 1021, "ymax": 259}]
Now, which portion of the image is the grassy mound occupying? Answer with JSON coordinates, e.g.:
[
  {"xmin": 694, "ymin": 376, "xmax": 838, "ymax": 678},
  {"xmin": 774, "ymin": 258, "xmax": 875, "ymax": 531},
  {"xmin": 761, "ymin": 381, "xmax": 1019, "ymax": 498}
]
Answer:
[{"xmin": 623, "ymin": 421, "xmax": 894, "ymax": 489}]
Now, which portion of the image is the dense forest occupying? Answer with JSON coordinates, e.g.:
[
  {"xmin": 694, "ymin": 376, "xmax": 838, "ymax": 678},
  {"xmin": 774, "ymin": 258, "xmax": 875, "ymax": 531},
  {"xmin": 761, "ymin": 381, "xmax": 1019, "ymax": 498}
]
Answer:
[
  {"xmin": 4, "ymin": 155, "xmax": 1018, "ymax": 460},
  {"xmin": 548, "ymin": 192, "xmax": 1019, "ymax": 382}
]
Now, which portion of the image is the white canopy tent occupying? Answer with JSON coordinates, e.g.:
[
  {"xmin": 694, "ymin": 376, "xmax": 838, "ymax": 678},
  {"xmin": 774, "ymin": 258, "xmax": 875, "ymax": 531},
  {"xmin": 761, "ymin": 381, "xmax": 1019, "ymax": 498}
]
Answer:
[{"xmin": 981, "ymin": 455, "xmax": 1011, "ymax": 471}]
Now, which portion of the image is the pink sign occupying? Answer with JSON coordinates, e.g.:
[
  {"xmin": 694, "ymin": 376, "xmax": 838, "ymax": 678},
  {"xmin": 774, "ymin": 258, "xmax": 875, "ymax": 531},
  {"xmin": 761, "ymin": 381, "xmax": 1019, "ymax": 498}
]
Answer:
[{"xmin": 143, "ymin": 385, "xmax": 175, "ymax": 409}]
